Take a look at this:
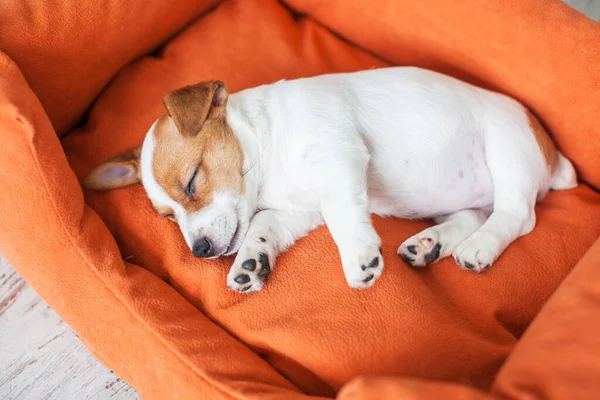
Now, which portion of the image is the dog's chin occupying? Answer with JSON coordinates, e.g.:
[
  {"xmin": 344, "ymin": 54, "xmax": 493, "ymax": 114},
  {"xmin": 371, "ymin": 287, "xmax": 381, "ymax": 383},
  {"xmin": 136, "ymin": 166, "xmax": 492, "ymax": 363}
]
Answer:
[{"xmin": 222, "ymin": 219, "xmax": 247, "ymax": 256}]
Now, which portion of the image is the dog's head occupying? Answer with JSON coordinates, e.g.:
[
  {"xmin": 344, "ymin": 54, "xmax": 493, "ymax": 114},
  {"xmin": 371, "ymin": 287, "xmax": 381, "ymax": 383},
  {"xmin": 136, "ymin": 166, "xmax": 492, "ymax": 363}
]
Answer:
[{"xmin": 84, "ymin": 81, "xmax": 250, "ymax": 258}]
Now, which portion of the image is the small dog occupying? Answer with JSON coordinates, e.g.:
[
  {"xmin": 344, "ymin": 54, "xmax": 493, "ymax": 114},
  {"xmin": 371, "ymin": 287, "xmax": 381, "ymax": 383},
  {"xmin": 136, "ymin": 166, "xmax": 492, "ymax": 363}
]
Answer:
[{"xmin": 84, "ymin": 67, "xmax": 577, "ymax": 293}]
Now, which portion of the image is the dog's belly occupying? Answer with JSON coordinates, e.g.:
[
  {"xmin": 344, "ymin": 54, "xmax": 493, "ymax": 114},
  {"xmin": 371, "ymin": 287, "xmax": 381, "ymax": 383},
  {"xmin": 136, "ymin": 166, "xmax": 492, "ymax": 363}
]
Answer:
[{"xmin": 366, "ymin": 132, "xmax": 494, "ymax": 219}]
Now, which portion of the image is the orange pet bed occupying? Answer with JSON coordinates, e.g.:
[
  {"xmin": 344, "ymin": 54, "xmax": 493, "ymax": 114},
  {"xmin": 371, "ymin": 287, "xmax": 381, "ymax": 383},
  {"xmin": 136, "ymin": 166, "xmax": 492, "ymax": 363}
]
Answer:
[{"xmin": 1, "ymin": 1, "xmax": 600, "ymax": 399}]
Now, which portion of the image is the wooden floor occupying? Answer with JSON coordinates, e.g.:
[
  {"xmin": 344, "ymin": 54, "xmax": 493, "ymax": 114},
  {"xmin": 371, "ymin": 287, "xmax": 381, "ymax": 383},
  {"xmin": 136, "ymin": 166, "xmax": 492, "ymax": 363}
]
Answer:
[
  {"xmin": 0, "ymin": 2, "xmax": 598, "ymax": 398},
  {"xmin": 0, "ymin": 256, "xmax": 139, "ymax": 400}
]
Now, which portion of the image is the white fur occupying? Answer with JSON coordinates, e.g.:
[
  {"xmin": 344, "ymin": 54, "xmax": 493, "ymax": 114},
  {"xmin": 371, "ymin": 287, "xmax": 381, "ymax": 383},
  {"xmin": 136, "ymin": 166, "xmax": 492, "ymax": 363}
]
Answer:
[{"xmin": 141, "ymin": 67, "xmax": 577, "ymax": 292}]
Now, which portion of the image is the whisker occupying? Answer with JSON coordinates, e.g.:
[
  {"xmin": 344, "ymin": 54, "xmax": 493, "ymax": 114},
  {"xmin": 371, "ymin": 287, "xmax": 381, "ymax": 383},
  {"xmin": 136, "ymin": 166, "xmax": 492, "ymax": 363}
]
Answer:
[{"xmin": 242, "ymin": 158, "xmax": 258, "ymax": 177}]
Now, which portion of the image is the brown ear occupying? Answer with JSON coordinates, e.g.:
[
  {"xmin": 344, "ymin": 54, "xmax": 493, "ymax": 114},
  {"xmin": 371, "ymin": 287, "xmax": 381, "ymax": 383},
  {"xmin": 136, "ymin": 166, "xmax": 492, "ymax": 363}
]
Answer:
[
  {"xmin": 83, "ymin": 147, "xmax": 142, "ymax": 191},
  {"xmin": 163, "ymin": 80, "xmax": 229, "ymax": 137}
]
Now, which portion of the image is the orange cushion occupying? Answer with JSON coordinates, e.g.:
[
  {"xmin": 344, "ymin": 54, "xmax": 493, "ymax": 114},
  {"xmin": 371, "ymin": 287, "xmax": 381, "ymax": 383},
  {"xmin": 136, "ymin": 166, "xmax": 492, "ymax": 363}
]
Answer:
[
  {"xmin": 0, "ymin": 0, "xmax": 220, "ymax": 136},
  {"xmin": 337, "ymin": 237, "xmax": 600, "ymax": 400},
  {"xmin": 0, "ymin": 50, "xmax": 309, "ymax": 400},
  {"xmin": 2, "ymin": 0, "xmax": 600, "ymax": 399},
  {"xmin": 283, "ymin": 0, "xmax": 600, "ymax": 191}
]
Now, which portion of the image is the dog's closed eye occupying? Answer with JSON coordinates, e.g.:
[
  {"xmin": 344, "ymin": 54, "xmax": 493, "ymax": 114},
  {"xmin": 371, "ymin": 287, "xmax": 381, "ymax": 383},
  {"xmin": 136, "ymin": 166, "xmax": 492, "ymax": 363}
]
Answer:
[{"xmin": 185, "ymin": 166, "xmax": 199, "ymax": 198}]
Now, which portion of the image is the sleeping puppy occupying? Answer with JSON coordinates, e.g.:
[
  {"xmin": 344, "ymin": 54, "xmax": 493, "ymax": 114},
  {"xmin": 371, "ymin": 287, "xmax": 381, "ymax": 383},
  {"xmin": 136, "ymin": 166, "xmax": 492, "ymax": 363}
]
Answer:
[{"xmin": 84, "ymin": 67, "xmax": 577, "ymax": 293}]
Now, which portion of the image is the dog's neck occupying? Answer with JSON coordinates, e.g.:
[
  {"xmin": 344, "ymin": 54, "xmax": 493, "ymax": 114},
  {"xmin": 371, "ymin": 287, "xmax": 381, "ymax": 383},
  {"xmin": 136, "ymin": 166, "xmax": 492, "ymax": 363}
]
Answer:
[{"xmin": 226, "ymin": 91, "xmax": 265, "ymax": 212}]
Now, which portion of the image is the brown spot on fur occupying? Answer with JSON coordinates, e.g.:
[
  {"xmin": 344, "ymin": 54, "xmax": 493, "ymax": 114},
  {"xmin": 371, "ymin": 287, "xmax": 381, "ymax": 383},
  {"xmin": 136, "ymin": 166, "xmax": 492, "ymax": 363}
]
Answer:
[
  {"xmin": 152, "ymin": 81, "xmax": 244, "ymax": 213},
  {"xmin": 155, "ymin": 205, "xmax": 175, "ymax": 218},
  {"xmin": 527, "ymin": 110, "xmax": 559, "ymax": 174},
  {"xmin": 163, "ymin": 81, "xmax": 228, "ymax": 137}
]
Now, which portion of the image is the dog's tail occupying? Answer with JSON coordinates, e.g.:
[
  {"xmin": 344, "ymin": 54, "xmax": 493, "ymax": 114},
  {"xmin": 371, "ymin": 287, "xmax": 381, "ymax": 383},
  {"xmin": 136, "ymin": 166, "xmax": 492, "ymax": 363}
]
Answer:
[{"xmin": 551, "ymin": 152, "xmax": 577, "ymax": 190}]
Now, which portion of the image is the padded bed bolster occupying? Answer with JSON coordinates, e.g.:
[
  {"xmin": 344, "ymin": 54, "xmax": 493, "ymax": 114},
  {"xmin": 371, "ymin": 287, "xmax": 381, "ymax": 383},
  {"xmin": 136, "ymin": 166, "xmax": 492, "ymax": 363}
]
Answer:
[
  {"xmin": 0, "ymin": 0, "xmax": 222, "ymax": 136},
  {"xmin": 283, "ymin": 0, "xmax": 600, "ymax": 190},
  {"xmin": 338, "ymin": 237, "xmax": 600, "ymax": 400},
  {"xmin": 0, "ymin": 52, "xmax": 323, "ymax": 400},
  {"xmin": 2, "ymin": 0, "xmax": 600, "ymax": 398}
]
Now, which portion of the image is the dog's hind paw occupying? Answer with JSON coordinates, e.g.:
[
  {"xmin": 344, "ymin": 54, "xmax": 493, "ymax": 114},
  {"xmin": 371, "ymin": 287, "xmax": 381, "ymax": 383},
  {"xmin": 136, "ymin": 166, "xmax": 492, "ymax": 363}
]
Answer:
[
  {"xmin": 398, "ymin": 234, "xmax": 443, "ymax": 267},
  {"xmin": 452, "ymin": 231, "xmax": 498, "ymax": 273}
]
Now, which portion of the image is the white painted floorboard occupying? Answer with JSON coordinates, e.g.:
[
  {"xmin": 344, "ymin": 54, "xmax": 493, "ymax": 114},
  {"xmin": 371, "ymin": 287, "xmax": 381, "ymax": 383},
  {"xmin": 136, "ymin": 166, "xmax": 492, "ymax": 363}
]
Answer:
[
  {"xmin": 0, "ymin": 256, "xmax": 139, "ymax": 400},
  {"xmin": 1, "ymin": 2, "xmax": 598, "ymax": 398}
]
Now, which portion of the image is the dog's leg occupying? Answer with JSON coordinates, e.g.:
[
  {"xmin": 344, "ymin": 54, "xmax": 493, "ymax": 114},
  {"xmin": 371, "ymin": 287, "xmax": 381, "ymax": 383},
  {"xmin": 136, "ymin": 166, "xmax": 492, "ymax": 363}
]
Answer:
[
  {"xmin": 453, "ymin": 200, "xmax": 536, "ymax": 272},
  {"xmin": 453, "ymin": 111, "xmax": 542, "ymax": 272},
  {"xmin": 319, "ymin": 157, "xmax": 384, "ymax": 289},
  {"xmin": 227, "ymin": 209, "xmax": 322, "ymax": 293},
  {"xmin": 398, "ymin": 209, "xmax": 490, "ymax": 267}
]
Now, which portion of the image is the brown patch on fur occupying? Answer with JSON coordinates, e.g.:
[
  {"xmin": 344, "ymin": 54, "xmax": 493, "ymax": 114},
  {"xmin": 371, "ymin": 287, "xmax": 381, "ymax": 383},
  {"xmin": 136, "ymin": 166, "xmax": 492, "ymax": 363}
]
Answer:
[
  {"xmin": 155, "ymin": 205, "xmax": 174, "ymax": 216},
  {"xmin": 152, "ymin": 81, "xmax": 244, "ymax": 212},
  {"xmin": 527, "ymin": 110, "xmax": 559, "ymax": 174},
  {"xmin": 155, "ymin": 205, "xmax": 176, "ymax": 221},
  {"xmin": 163, "ymin": 81, "xmax": 229, "ymax": 137}
]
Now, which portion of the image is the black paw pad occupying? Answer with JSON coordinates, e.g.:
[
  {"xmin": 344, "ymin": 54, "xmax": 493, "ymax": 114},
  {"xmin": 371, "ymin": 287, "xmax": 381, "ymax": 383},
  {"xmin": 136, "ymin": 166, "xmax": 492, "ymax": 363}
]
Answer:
[
  {"xmin": 234, "ymin": 274, "xmax": 251, "ymax": 284},
  {"xmin": 361, "ymin": 257, "xmax": 379, "ymax": 271},
  {"xmin": 464, "ymin": 261, "xmax": 475, "ymax": 270},
  {"xmin": 424, "ymin": 243, "xmax": 442, "ymax": 264},
  {"xmin": 401, "ymin": 253, "xmax": 415, "ymax": 265},
  {"xmin": 362, "ymin": 274, "xmax": 374, "ymax": 283},
  {"xmin": 242, "ymin": 259, "xmax": 257, "ymax": 271},
  {"xmin": 406, "ymin": 245, "xmax": 418, "ymax": 255},
  {"xmin": 257, "ymin": 253, "xmax": 271, "ymax": 279}
]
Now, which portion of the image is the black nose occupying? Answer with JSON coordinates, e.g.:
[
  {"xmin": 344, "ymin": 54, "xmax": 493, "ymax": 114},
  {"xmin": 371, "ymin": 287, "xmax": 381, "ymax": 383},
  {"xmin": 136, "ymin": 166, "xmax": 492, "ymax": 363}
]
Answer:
[{"xmin": 192, "ymin": 237, "xmax": 214, "ymax": 258}]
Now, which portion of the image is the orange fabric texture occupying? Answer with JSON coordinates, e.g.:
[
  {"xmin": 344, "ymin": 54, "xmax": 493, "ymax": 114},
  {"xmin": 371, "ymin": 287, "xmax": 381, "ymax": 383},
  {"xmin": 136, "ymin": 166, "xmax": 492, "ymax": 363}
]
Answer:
[
  {"xmin": 0, "ymin": 0, "xmax": 220, "ymax": 136},
  {"xmin": 338, "ymin": 237, "xmax": 600, "ymax": 400},
  {"xmin": 1, "ymin": 1, "xmax": 600, "ymax": 399},
  {"xmin": 284, "ymin": 0, "xmax": 600, "ymax": 191},
  {"xmin": 0, "ymin": 52, "xmax": 319, "ymax": 400}
]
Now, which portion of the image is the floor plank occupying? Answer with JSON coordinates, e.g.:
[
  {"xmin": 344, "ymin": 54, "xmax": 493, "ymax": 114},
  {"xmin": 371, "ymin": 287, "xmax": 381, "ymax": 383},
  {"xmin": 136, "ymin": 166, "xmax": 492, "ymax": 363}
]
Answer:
[
  {"xmin": 565, "ymin": 0, "xmax": 600, "ymax": 20},
  {"xmin": 0, "ymin": 255, "xmax": 139, "ymax": 399}
]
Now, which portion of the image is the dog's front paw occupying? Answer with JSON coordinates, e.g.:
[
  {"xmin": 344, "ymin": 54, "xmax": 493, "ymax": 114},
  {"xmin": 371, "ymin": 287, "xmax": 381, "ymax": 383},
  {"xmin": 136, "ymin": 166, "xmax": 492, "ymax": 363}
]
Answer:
[
  {"xmin": 342, "ymin": 245, "xmax": 384, "ymax": 289},
  {"xmin": 452, "ymin": 231, "xmax": 499, "ymax": 273},
  {"xmin": 227, "ymin": 241, "xmax": 274, "ymax": 293}
]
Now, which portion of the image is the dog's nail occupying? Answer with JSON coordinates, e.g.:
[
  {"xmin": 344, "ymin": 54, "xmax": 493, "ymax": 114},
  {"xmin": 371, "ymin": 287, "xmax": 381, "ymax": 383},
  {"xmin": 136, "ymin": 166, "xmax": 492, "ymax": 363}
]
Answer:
[
  {"xmin": 407, "ymin": 245, "xmax": 418, "ymax": 255},
  {"xmin": 234, "ymin": 274, "xmax": 251, "ymax": 284},
  {"xmin": 464, "ymin": 261, "xmax": 475, "ymax": 270},
  {"xmin": 242, "ymin": 259, "xmax": 257, "ymax": 271}
]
